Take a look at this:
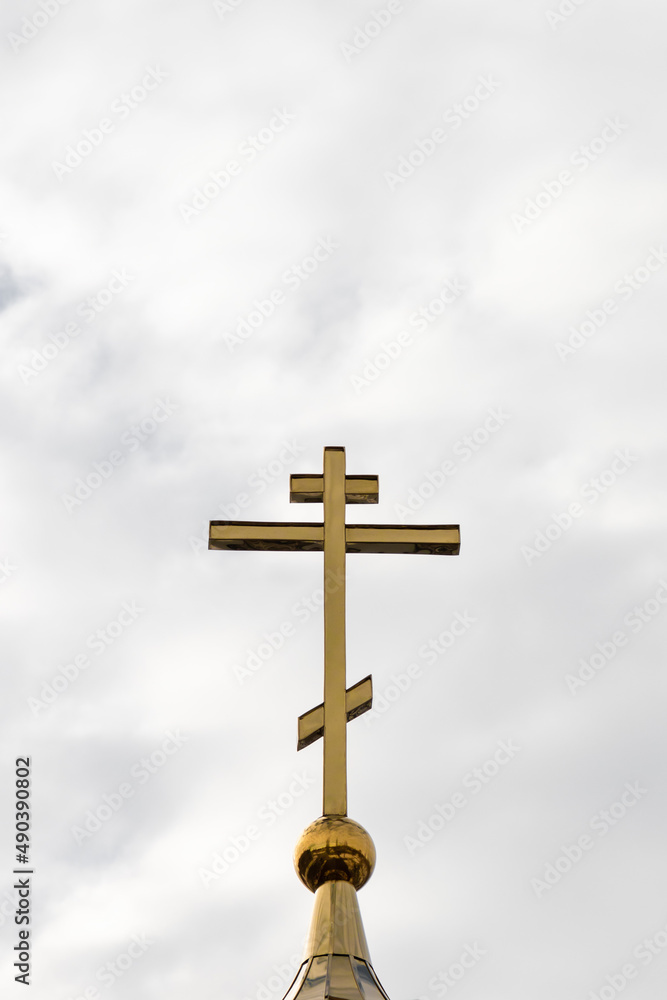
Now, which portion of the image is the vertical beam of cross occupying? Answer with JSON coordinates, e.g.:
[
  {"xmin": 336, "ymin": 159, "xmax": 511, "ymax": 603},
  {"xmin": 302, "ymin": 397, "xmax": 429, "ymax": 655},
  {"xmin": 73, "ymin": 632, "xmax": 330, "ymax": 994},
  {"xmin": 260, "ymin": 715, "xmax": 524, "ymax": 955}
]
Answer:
[{"xmin": 322, "ymin": 447, "xmax": 347, "ymax": 816}]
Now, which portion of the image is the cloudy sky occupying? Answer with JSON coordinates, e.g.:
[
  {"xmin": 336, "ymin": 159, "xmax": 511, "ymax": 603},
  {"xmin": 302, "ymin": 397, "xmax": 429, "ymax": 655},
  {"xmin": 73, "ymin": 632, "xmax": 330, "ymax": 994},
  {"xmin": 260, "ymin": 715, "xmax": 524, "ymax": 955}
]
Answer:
[{"xmin": 2, "ymin": 1, "xmax": 667, "ymax": 998}]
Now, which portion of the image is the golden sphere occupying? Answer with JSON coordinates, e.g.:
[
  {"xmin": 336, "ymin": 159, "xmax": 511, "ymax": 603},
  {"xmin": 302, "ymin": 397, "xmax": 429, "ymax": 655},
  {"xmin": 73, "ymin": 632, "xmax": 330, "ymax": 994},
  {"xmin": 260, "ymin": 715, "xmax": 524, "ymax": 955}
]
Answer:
[{"xmin": 294, "ymin": 816, "xmax": 376, "ymax": 892}]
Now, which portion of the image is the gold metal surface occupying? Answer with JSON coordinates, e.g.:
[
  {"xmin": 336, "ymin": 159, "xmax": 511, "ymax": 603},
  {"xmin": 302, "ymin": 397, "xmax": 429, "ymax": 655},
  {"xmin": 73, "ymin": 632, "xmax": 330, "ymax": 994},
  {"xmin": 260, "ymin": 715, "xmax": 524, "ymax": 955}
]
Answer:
[
  {"xmin": 209, "ymin": 521, "xmax": 322, "ymax": 551},
  {"xmin": 304, "ymin": 880, "xmax": 371, "ymax": 959},
  {"xmin": 294, "ymin": 816, "xmax": 376, "ymax": 892},
  {"xmin": 298, "ymin": 676, "xmax": 373, "ymax": 751},
  {"xmin": 209, "ymin": 520, "xmax": 460, "ymax": 554},
  {"xmin": 281, "ymin": 881, "xmax": 393, "ymax": 1000},
  {"xmin": 346, "ymin": 524, "xmax": 460, "ymax": 554},
  {"xmin": 322, "ymin": 447, "xmax": 347, "ymax": 816},
  {"xmin": 290, "ymin": 474, "xmax": 379, "ymax": 504},
  {"xmin": 208, "ymin": 446, "xmax": 460, "ymax": 818},
  {"xmin": 283, "ymin": 952, "xmax": 391, "ymax": 1000}
]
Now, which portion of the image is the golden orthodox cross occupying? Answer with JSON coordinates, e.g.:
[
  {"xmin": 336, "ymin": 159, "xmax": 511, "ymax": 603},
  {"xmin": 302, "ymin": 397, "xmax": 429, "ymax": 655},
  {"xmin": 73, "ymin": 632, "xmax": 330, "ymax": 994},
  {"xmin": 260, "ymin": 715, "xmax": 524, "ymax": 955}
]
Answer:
[{"xmin": 209, "ymin": 446, "xmax": 460, "ymax": 817}]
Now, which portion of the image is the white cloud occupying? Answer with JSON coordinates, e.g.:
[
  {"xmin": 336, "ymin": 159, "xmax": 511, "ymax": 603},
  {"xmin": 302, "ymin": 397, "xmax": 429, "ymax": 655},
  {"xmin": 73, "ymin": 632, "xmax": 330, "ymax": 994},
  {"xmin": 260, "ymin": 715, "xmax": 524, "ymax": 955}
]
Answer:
[{"xmin": 1, "ymin": 2, "xmax": 666, "ymax": 998}]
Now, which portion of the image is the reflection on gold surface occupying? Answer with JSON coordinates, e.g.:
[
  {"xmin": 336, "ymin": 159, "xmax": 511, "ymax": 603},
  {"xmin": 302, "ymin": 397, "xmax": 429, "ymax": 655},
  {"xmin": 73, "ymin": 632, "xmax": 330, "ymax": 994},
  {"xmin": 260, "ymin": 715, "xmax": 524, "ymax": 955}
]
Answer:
[{"xmin": 294, "ymin": 815, "xmax": 376, "ymax": 892}]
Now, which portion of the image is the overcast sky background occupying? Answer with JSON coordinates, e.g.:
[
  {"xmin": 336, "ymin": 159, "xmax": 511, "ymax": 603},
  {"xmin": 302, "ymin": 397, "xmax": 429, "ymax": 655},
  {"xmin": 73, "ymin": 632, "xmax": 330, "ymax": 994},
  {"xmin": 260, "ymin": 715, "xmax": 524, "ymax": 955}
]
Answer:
[{"xmin": 1, "ymin": 1, "xmax": 666, "ymax": 998}]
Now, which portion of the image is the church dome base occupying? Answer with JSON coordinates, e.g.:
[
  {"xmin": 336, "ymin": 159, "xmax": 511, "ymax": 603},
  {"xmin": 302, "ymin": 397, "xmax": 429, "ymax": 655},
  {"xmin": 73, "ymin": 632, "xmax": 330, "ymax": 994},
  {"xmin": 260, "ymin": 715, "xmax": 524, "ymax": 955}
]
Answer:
[{"xmin": 281, "ymin": 881, "xmax": 392, "ymax": 1000}]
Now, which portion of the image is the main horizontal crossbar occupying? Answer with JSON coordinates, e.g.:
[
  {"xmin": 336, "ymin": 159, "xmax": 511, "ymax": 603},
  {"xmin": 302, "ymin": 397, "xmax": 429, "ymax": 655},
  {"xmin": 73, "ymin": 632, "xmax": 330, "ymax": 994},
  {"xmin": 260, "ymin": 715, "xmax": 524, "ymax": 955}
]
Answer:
[{"xmin": 209, "ymin": 521, "xmax": 460, "ymax": 554}]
